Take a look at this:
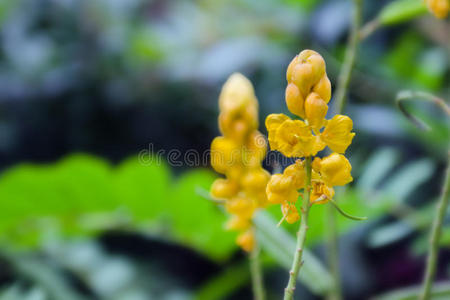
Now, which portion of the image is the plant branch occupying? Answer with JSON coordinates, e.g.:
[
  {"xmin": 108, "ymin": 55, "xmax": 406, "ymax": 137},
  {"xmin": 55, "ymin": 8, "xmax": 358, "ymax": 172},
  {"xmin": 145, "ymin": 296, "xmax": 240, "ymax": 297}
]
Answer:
[
  {"xmin": 420, "ymin": 154, "xmax": 450, "ymax": 300},
  {"xmin": 283, "ymin": 156, "xmax": 312, "ymax": 300}
]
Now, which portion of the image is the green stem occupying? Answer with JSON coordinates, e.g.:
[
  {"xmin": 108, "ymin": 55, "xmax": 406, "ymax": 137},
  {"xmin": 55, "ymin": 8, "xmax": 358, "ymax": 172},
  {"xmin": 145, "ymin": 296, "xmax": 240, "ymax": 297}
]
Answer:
[
  {"xmin": 283, "ymin": 156, "xmax": 312, "ymax": 300},
  {"xmin": 333, "ymin": 0, "xmax": 363, "ymax": 114},
  {"xmin": 250, "ymin": 238, "xmax": 265, "ymax": 300},
  {"xmin": 327, "ymin": 1, "xmax": 363, "ymax": 299},
  {"xmin": 420, "ymin": 154, "xmax": 450, "ymax": 300}
]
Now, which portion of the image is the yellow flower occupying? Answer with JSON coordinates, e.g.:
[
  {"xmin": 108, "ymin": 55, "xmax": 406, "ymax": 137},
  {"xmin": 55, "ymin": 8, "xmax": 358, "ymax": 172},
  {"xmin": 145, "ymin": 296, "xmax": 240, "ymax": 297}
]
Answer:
[
  {"xmin": 320, "ymin": 115, "xmax": 355, "ymax": 154},
  {"xmin": 265, "ymin": 113, "xmax": 289, "ymax": 150},
  {"xmin": 310, "ymin": 181, "xmax": 335, "ymax": 204},
  {"xmin": 237, "ymin": 229, "xmax": 255, "ymax": 252},
  {"xmin": 210, "ymin": 73, "xmax": 270, "ymax": 251},
  {"xmin": 275, "ymin": 119, "xmax": 325, "ymax": 157},
  {"xmin": 318, "ymin": 153, "xmax": 353, "ymax": 187},
  {"xmin": 282, "ymin": 202, "xmax": 300, "ymax": 224},
  {"xmin": 305, "ymin": 92, "xmax": 328, "ymax": 131},
  {"xmin": 425, "ymin": 0, "xmax": 449, "ymax": 18}
]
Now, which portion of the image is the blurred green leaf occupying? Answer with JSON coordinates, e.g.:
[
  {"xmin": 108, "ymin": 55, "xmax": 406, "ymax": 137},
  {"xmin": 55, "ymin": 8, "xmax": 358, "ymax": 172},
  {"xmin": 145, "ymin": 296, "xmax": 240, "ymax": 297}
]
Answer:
[
  {"xmin": 383, "ymin": 158, "xmax": 434, "ymax": 203},
  {"xmin": 378, "ymin": 0, "xmax": 427, "ymax": 25}
]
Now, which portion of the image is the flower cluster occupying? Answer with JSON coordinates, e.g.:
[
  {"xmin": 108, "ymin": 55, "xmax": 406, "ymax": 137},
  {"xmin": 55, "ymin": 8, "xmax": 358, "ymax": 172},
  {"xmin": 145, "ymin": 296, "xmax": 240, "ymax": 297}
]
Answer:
[
  {"xmin": 425, "ymin": 0, "xmax": 449, "ymax": 18},
  {"xmin": 210, "ymin": 73, "xmax": 270, "ymax": 251},
  {"xmin": 265, "ymin": 50, "xmax": 354, "ymax": 223}
]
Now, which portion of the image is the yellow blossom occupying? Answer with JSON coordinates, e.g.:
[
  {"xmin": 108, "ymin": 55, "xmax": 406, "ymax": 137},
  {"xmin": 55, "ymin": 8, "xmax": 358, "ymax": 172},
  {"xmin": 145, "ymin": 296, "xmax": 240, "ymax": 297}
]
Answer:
[
  {"xmin": 282, "ymin": 202, "xmax": 300, "ymax": 224},
  {"xmin": 274, "ymin": 119, "xmax": 325, "ymax": 157},
  {"xmin": 320, "ymin": 115, "xmax": 355, "ymax": 154},
  {"xmin": 265, "ymin": 113, "xmax": 289, "ymax": 150},
  {"xmin": 318, "ymin": 153, "xmax": 353, "ymax": 187},
  {"xmin": 425, "ymin": 0, "xmax": 449, "ymax": 18},
  {"xmin": 210, "ymin": 73, "xmax": 270, "ymax": 252}
]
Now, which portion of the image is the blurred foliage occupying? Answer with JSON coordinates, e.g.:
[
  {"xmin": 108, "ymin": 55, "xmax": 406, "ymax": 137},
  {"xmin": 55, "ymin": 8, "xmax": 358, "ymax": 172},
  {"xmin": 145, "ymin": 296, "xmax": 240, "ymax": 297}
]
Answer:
[{"xmin": 0, "ymin": 154, "xmax": 235, "ymax": 261}]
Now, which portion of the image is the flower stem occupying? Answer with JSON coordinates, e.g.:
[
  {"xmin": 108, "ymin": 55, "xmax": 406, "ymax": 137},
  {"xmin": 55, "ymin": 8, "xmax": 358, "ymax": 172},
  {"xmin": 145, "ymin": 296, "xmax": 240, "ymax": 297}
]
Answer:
[
  {"xmin": 327, "ymin": 1, "xmax": 363, "ymax": 299},
  {"xmin": 420, "ymin": 154, "xmax": 450, "ymax": 300},
  {"xmin": 250, "ymin": 238, "xmax": 265, "ymax": 300},
  {"xmin": 283, "ymin": 156, "xmax": 312, "ymax": 300}
]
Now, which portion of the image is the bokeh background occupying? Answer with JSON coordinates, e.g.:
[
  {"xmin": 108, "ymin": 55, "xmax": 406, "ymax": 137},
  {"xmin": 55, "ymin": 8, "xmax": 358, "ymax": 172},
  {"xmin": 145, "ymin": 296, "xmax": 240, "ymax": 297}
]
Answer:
[{"xmin": 0, "ymin": 0, "xmax": 448, "ymax": 299}]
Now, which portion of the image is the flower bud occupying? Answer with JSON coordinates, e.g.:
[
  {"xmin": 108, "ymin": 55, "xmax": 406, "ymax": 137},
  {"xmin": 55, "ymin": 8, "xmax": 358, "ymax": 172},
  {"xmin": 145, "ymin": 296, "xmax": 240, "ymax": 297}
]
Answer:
[
  {"xmin": 285, "ymin": 83, "xmax": 305, "ymax": 118},
  {"xmin": 312, "ymin": 76, "xmax": 331, "ymax": 103},
  {"xmin": 291, "ymin": 63, "xmax": 314, "ymax": 97},
  {"xmin": 211, "ymin": 179, "xmax": 239, "ymax": 199},
  {"xmin": 210, "ymin": 137, "xmax": 240, "ymax": 174},
  {"xmin": 305, "ymin": 92, "xmax": 328, "ymax": 131}
]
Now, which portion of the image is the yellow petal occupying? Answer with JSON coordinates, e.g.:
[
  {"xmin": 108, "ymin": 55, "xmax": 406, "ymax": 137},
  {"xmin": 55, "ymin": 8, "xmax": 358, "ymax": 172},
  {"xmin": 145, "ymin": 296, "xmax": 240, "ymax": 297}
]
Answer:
[
  {"xmin": 283, "ymin": 160, "xmax": 305, "ymax": 189},
  {"xmin": 321, "ymin": 114, "xmax": 355, "ymax": 153},
  {"xmin": 225, "ymin": 196, "xmax": 255, "ymax": 218},
  {"xmin": 305, "ymin": 92, "xmax": 328, "ymax": 131},
  {"xmin": 320, "ymin": 153, "xmax": 353, "ymax": 186},
  {"xmin": 310, "ymin": 181, "xmax": 335, "ymax": 204},
  {"xmin": 275, "ymin": 119, "xmax": 325, "ymax": 157},
  {"xmin": 265, "ymin": 113, "xmax": 290, "ymax": 150}
]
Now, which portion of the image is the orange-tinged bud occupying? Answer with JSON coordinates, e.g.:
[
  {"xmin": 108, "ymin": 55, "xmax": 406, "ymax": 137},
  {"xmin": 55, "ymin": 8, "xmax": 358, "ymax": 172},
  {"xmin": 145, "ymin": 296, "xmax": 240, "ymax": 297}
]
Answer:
[
  {"xmin": 313, "ymin": 76, "xmax": 331, "ymax": 103},
  {"xmin": 320, "ymin": 153, "xmax": 353, "ymax": 187},
  {"xmin": 285, "ymin": 83, "xmax": 305, "ymax": 118},
  {"xmin": 307, "ymin": 54, "xmax": 326, "ymax": 83},
  {"xmin": 211, "ymin": 178, "xmax": 239, "ymax": 199},
  {"xmin": 305, "ymin": 92, "xmax": 328, "ymax": 131},
  {"xmin": 237, "ymin": 230, "xmax": 255, "ymax": 252}
]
